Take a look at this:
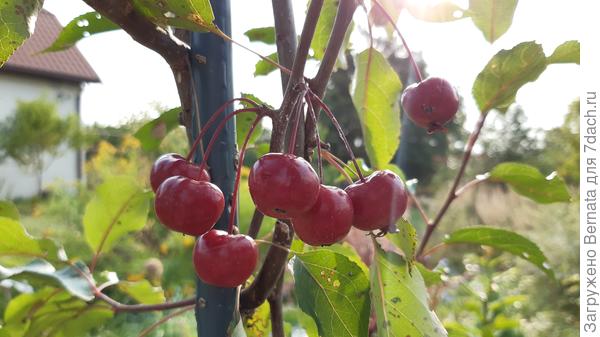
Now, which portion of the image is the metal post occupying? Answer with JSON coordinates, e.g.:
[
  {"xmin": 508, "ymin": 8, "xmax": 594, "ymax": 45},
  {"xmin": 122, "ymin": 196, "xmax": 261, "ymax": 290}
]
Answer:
[{"xmin": 189, "ymin": 0, "xmax": 238, "ymax": 335}]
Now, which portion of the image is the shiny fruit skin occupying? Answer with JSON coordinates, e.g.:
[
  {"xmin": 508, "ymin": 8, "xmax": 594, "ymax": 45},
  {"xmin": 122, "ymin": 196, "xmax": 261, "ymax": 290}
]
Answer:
[
  {"xmin": 248, "ymin": 153, "xmax": 320, "ymax": 219},
  {"xmin": 154, "ymin": 176, "xmax": 224, "ymax": 236},
  {"xmin": 345, "ymin": 170, "xmax": 408, "ymax": 231},
  {"xmin": 150, "ymin": 153, "xmax": 210, "ymax": 192},
  {"xmin": 193, "ymin": 229, "xmax": 258, "ymax": 288},
  {"xmin": 401, "ymin": 77, "xmax": 459, "ymax": 133},
  {"xmin": 292, "ymin": 185, "xmax": 353, "ymax": 246}
]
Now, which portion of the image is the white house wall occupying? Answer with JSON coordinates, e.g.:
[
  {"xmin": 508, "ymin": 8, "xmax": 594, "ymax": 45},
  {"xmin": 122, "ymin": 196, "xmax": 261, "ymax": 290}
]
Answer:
[{"xmin": 0, "ymin": 73, "xmax": 82, "ymax": 199}]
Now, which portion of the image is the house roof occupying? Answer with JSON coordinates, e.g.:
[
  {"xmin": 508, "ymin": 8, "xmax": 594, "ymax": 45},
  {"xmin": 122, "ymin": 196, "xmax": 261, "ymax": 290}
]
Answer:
[{"xmin": 1, "ymin": 9, "xmax": 100, "ymax": 83}]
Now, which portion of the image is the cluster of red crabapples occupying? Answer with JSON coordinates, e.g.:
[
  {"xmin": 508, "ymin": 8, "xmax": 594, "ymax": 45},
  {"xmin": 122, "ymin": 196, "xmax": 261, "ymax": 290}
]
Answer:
[{"xmin": 149, "ymin": 6, "xmax": 459, "ymax": 288}]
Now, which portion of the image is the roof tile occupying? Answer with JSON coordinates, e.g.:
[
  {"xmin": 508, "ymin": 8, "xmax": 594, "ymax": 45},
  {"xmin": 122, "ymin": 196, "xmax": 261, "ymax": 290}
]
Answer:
[{"xmin": 1, "ymin": 9, "xmax": 100, "ymax": 83}]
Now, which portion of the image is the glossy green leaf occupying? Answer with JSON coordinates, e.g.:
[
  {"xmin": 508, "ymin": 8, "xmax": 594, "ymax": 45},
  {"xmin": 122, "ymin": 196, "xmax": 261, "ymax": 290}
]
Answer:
[
  {"xmin": 283, "ymin": 308, "xmax": 319, "ymax": 337},
  {"xmin": 386, "ymin": 218, "xmax": 417, "ymax": 267},
  {"xmin": 132, "ymin": 0, "xmax": 216, "ymax": 32},
  {"xmin": 0, "ymin": 200, "xmax": 19, "ymax": 220},
  {"xmin": 44, "ymin": 12, "xmax": 118, "ymax": 52},
  {"xmin": 243, "ymin": 301, "xmax": 270, "ymax": 337},
  {"xmin": 489, "ymin": 162, "xmax": 570, "ymax": 203},
  {"xmin": 321, "ymin": 243, "xmax": 368, "ymax": 274},
  {"xmin": 351, "ymin": 48, "xmax": 402, "ymax": 168},
  {"xmin": 416, "ymin": 263, "xmax": 443, "ymax": 287},
  {"xmin": 0, "ymin": 0, "xmax": 44, "ymax": 67},
  {"xmin": 407, "ymin": 1, "xmax": 468, "ymax": 22},
  {"xmin": 3, "ymin": 288, "xmax": 112, "ymax": 337},
  {"xmin": 311, "ymin": 0, "xmax": 338, "ymax": 60},
  {"xmin": 547, "ymin": 40, "xmax": 580, "ymax": 65},
  {"xmin": 0, "ymin": 217, "xmax": 63, "ymax": 266},
  {"xmin": 244, "ymin": 26, "xmax": 275, "ymax": 44},
  {"xmin": 0, "ymin": 260, "xmax": 95, "ymax": 300},
  {"xmin": 444, "ymin": 226, "xmax": 554, "ymax": 277},
  {"xmin": 253, "ymin": 52, "xmax": 278, "ymax": 77},
  {"xmin": 370, "ymin": 244, "xmax": 447, "ymax": 336},
  {"xmin": 83, "ymin": 176, "xmax": 151, "ymax": 255},
  {"xmin": 473, "ymin": 41, "xmax": 547, "ymax": 113},
  {"xmin": 240, "ymin": 93, "xmax": 274, "ymax": 110},
  {"xmin": 293, "ymin": 250, "xmax": 371, "ymax": 337},
  {"xmin": 47, "ymin": 305, "xmax": 113, "ymax": 337},
  {"xmin": 134, "ymin": 107, "xmax": 182, "ymax": 152},
  {"xmin": 468, "ymin": 0, "xmax": 518, "ymax": 43},
  {"xmin": 235, "ymin": 105, "xmax": 263, "ymax": 146},
  {"xmin": 118, "ymin": 280, "xmax": 165, "ymax": 304}
]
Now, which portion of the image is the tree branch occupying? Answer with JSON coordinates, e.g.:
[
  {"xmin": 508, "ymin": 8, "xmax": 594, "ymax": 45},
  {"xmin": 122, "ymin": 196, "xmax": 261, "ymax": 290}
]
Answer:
[
  {"xmin": 96, "ymin": 292, "xmax": 197, "ymax": 313},
  {"xmin": 82, "ymin": 0, "xmax": 193, "ymax": 128},
  {"xmin": 240, "ymin": 221, "xmax": 293, "ymax": 310},
  {"xmin": 268, "ymin": 276, "xmax": 285, "ymax": 337},
  {"xmin": 305, "ymin": 0, "xmax": 358, "ymax": 155},
  {"xmin": 416, "ymin": 113, "xmax": 489, "ymax": 258}
]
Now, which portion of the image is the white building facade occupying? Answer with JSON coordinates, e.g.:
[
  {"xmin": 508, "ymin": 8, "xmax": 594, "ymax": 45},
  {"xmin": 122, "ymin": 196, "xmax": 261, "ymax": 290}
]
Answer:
[{"xmin": 0, "ymin": 10, "xmax": 99, "ymax": 199}]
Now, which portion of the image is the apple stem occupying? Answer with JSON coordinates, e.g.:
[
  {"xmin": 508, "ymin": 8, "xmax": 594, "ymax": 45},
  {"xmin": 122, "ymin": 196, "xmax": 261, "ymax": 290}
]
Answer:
[
  {"xmin": 186, "ymin": 97, "xmax": 260, "ymax": 162},
  {"xmin": 371, "ymin": 0, "xmax": 423, "ymax": 82},
  {"xmin": 198, "ymin": 108, "xmax": 261, "ymax": 174},
  {"xmin": 305, "ymin": 97, "xmax": 323, "ymax": 182},
  {"xmin": 228, "ymin": 114, "xmax": 265, "ymax": 234},
  {"xmin": 309, "ymin": 91, "xmax": 366, "ymax": 182},
  {"xmin": 321, "ymin": 150, "xmax": 353, "ymax": 184},
  {"xmin": 323, "ymin": 149, "xmax": 359, "ymax": 178}
]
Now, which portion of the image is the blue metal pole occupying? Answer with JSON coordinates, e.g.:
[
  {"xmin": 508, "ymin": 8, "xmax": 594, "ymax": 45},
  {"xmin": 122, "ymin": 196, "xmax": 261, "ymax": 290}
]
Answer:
[{"xmin": 189, "ymin": 0, "xmax": 238, "ymax": 335}]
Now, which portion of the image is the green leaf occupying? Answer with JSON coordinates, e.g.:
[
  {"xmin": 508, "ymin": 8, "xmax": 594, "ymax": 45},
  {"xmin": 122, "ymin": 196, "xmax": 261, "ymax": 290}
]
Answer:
[
  {"xmin": 254, "ymin": 52, "xmax": 278, "ymax": 76},
  {"xmin": 48, "ymin": 305, "xmax": 113, "ymax": 337},
  {"xmin": 0, "ymin": 0, "xmax": 44, "ymax": 67},
  {"xmin": 43, "ymin": 12, "xmax": 118, "ymax": 52},
  {"xmin": 283, "ymin": 308, "xmax": 319, "ymax": 337},
  {"xmin": 488, "ymin": 162, "xmax": 571, "ymax": 203},
  {"xmin": 547, "ymin": 40, "xmax": 580, "ymax": 65},
  {"xmin": 416, "ymin": 263, "xmax": 443, "ymax": 287},
  {"xmin": 0, "ymin": 200, "xmax": 19, "ymax": 220},
  {"xmin": 370, "ymin": 244, "xmax": 447, "ymax": 337},
  {"xmin": 293, "ymin": 250, "xmax": 371, "ymax": 337},
  {"xmin": 236, "ymin": 106, "xmax": 263, "ymax": 146},
  {"xmin": 0, "ymin": 260, "xmax": 95, "ymax": 300},
  {"xmin": 472, "ymin": 41, "xmax": 547, "ymax": 113},
  {"xmin": 468, "ymin": 0, "xmax": 518, "ymax": 43},
  {"xmin": 444, "ymin": 226, "xmax": 554, "ymax": 278},
  {"xmin": 3, "ymin": 288, "xmax": 112, "ymax": 337},
  {"xmin": 244, "ymin": 27, "xmax": 275, "ymax": 44},
  {"xmin": 0, "ymin": 217, "xmax": 63, "ymax": 266},
  {"xmin": 118, "ymin": 280, "xmax": 165, "ymax": 304},
  {"xmin": 351, "ymin": 48, "xmax": 403, "ymax": 168},
  {"xmin": 243, "ymin": 301, "xmax": 270, "ymax": 337},
  {"xmin": 320, "ymin": 243, "xmax": 368, "ymax": 274},
  {"xmin": 407, "ymin": 1, "xmax": 468, "ymax": 22},
  {"xmin": 311, "ymin": 0, "xmax": 338, "ymax": 60},
  {"xmin": 386, "ymin": 218, "xmax": 417, "ymax": 266},
  {"xmin": 83, "ymin": 176, "xmax": 151, "ymax": 255},
  {"xmin": 132, "ymin": 0, "xmax": 216, "ymax": 32},
  {"xmin": 240, "ymin": 93, "xmax": 274, "ymax": 110},
  {"xmin": 133, "ymin": 107, "xmax": 182, "ymax": 152}
]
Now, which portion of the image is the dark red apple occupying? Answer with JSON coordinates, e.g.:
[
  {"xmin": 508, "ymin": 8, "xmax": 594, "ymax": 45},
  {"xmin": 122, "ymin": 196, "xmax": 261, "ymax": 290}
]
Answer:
[
  {"xmin": 248, "ymin": 153, "xmax": 320, "ymax": 219},
  {"xmin": 345, "ymin": 170, "xmax": 408, "ymax": 231},
  {"xmin": 154, "ymin": 176, "xmax": 224, "ymax": 236},
  {"xmin": 292, "ymin": 185, "xmax": 353, "ymax": 246},
  {"xmin": 193, "ymin": 229, "xmax": 258, "ymax": 288},
  {"xmin": 401, "ymin": 77, "xmax": 459, "ymax": 133},
  {"xmin": 150, "ymin": 153, "xmax": 210, "ymax": 192}
]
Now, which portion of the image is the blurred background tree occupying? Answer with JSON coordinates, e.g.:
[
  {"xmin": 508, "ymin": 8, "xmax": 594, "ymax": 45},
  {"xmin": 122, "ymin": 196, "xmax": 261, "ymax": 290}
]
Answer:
[{"xmin": 0, "ymin": 97, "xmax": 77, "ymax": 195}]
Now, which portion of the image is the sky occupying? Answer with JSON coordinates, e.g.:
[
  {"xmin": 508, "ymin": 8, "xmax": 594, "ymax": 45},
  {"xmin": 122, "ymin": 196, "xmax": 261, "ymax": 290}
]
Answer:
[{"xmin": 42, "ymin": 0, "xmax": 581, "ymax": 131}]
